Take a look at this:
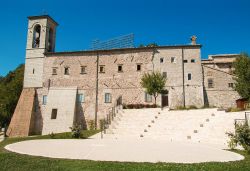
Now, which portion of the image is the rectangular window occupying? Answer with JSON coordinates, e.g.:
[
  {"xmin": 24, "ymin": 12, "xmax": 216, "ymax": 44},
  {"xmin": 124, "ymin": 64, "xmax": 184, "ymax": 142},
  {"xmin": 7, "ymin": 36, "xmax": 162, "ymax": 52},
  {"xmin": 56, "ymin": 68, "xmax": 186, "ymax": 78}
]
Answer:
[
  {"xmin": 137, "ymin": 64, "xmax": 141, "ymax": 71},
  {"xmin": 77, "ymin": 94, "xmax": 85, "ymax": 103},
  {"xmin": 42, "ymin": 95, "xmax": 47, "ymax": 105},
  {"xmin": 64, "ymin": 67, "xmax": 69, "ymax": 75},
  {"xmin": 99, "ymin": 65, "xmax": 105, "ymax": 73},
  {"xmin": 52, "ymin": 68, "xmax": 57, "ymax": 75},
  {"xmin": 171, "ymin": 57, "xmax": 176, "ymax": 63},
  {"xmin": 105, "ymin": 93, "xmax": 112, "ymax": 103},
  {"xmin": 80, "ymin": 66, "xmax": 86, "ymax": 74},
  {"xmin": 51, "ymin": 109, "xmax": 57, "ymax": 119},
  {"xmin": 188, "ymin": 73, "xmax": 192, "ymax": 80},
  {"xmin": 228, "ymin": 83, "xmax": 234, "ymax": 88},
  {"xmin": 208, "ymin": 78, "xmax": 214, "ymax": 88},
  {"xmin": 160, "ymin": 58, "xmax": 164, "ymax": 63},
  {"xmin": 191, "ymin": 59, "xmax": 196, "ymax": 63},
  {"xmin": 183, "ymin": 59, "xmax": 188, "ymax": 63},
  {"xmin": 145, "ymin": 92, "xmax": 152, "ymax": 102},
  {"xmin": 163, "ymin": 72, "xmax": 167, "ymax": 78},
  {"xmin": 118, "ymin": 65, "xmax": 123, "ymax": 72}
]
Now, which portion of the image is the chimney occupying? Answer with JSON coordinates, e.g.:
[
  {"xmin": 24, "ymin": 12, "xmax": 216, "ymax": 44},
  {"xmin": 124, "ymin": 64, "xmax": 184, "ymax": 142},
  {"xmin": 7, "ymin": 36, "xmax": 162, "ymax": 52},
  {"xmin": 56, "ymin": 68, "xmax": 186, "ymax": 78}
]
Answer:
[{"xmin": 190, "ymin": 35, "xmax": 197, "ymax": 45}]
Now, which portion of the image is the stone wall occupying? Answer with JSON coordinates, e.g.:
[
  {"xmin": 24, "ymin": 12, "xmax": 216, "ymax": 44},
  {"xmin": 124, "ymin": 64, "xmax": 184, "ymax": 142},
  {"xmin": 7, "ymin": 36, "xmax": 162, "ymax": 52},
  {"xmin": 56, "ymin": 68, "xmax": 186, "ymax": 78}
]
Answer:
[{"xmin": 202, "ymin": 64, "xmax": 240, "ymax": 108}]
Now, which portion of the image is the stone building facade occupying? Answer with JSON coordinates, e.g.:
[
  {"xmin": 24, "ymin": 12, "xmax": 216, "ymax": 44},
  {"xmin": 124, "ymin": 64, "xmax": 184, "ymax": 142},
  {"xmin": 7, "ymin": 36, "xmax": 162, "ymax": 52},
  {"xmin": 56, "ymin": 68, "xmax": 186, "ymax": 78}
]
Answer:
[{"xmin": 7, "ymin": 15, "xmax": 241, "ymax": 136}]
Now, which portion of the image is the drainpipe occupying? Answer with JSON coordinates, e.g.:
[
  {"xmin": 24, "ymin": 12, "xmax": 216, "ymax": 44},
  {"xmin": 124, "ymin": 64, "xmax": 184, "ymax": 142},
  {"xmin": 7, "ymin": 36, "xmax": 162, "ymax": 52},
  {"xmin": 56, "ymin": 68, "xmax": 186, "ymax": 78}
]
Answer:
[
  {"xmin": 182, "ymin": 48, "xmax": 186, "ymax": 107},
  {"xmin": 95, "ymin": 52, "xmax": 99, "ymax": 130}
]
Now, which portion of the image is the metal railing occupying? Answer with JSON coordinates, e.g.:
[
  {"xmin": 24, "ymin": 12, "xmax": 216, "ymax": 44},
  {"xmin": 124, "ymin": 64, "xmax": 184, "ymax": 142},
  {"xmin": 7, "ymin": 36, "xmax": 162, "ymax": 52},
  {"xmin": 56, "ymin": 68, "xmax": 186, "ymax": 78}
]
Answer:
[{"xmin": 100, "ymin": 96, "xmax": 123, "ymax": 138}]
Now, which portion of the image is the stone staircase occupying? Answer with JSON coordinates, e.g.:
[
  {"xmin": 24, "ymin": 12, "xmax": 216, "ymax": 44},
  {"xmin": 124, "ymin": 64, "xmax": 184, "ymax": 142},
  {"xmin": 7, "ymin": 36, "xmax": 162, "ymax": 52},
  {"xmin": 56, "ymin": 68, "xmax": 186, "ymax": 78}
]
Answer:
[
  {"xmin": 6, "ymin": 88, "xmax": 36, "ymax": 137},
  {"xmin": 102, "ymin": 108, "xmax": 246, "ymax": 146}
]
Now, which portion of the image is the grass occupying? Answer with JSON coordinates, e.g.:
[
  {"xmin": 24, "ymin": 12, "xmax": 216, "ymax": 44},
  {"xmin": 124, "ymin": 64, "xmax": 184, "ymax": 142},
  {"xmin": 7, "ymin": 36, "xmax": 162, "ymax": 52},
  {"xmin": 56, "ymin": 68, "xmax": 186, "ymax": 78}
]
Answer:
[{"xmin": 0, "ymin": 132, "xmax": 250, "ymax": 171}]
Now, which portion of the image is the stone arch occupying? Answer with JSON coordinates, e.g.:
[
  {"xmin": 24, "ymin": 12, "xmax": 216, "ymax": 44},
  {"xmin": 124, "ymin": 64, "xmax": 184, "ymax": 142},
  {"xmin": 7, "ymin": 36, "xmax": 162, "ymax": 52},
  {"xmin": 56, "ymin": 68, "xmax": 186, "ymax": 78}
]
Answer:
[{"xmin": 32, "ymin": 24, "xmax": 41, "ymax": 48}]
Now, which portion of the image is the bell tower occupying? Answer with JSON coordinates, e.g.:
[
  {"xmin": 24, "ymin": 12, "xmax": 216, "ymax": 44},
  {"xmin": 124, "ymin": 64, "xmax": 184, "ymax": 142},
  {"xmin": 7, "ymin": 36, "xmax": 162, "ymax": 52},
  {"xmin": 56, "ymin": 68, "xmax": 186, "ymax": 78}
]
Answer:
[{"xmin": 24, "ymin": 15, "xmax": 58, "ymax": 88}]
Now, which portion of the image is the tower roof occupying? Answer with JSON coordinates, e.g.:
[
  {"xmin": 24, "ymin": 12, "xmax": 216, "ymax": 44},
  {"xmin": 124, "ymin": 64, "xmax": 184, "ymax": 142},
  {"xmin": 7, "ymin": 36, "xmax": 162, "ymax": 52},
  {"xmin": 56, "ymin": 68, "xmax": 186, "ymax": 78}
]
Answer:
[{"xmin": 28, "ymin": 15, "xmax": 58, "ymax": 26}]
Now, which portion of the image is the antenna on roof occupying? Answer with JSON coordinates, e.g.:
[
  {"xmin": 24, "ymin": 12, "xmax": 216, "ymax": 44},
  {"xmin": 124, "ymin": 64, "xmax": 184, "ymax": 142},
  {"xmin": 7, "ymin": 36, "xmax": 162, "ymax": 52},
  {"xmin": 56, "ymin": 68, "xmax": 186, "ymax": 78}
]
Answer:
[{"xmin": 91, "ymin": 33, "xmax": 134, "ymax": 50}]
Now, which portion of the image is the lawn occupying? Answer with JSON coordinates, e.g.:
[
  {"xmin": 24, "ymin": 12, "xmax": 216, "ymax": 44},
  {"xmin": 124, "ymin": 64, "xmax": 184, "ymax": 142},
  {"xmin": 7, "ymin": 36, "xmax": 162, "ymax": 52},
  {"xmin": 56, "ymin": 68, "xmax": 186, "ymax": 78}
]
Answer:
[{"xmin": 0, "ymin": 131, "xmax": 250, "ymax": 171}]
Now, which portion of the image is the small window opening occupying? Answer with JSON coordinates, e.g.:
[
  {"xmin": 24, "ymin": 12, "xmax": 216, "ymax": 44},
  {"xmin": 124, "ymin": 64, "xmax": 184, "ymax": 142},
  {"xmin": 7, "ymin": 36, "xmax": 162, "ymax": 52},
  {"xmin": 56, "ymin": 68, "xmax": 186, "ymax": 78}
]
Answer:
[
  {"xmin": 52, "ymin": 68, "xmax": 57, "ymax": 75},
  {"xmin": 208, "ymin": 79, "xmax": 214, "ymax": 88},
  {"xmin": 99, "ymin": 65, "xmax": 105, "ymax": 73},
  {"xmin": 42, "ymin": 95, "xmax": 47, "ymax": 105},
  {"xmin": 160, "ymin": 58, "xmax": 164, "ymax": 63},
  {"xmin": 105, "ymin": 93, "xmax": 112, "ymax": 103},
  {"xmin": 145, "ymin": 92, "xmax": 152, "ymax": 102},
  {"xmin": 228, "ymin": 83, "xmax": 234, "ymax": 88},
  {"xmin": 51, "ymin": 109, "xmax": 57, "ymax": 119},
  {"xmin": 33, "ymin": 69, "xmax": 35, "ymax": 74},
  {"xmin": 137, "ymin": 64, "xmax": 141, "ymax": 71},
  {"xmin": 64, "ymin": 67, "xmax": 69, "ymax": 75},
  {"xmin": 183, "ymin": 59, "xmax": 188, "ymax": 63},
  {"xmin": 191, "ymin": 59, "xmax": 196, "ymax": 63},
  {"xmin": 188, "ymin": 73, "xmax": 192, "ymax": 80},
  {"xmin": 81, "ymin": 66, "xmax": 86, "ymax": 74},
  {"xmin": 118, "ymin": 65, "xmax": 123, "ymax": 72},
  {"xmin": 171, "ymin": 57, "xmax": 176, "ymax": 63},
  {"xmin": 77, "ymin": 94, "xmax": 85, "ymax": 103},
  {"xmin": 163, "ymin": 72, "xmax": 167, "ymax": 78}
]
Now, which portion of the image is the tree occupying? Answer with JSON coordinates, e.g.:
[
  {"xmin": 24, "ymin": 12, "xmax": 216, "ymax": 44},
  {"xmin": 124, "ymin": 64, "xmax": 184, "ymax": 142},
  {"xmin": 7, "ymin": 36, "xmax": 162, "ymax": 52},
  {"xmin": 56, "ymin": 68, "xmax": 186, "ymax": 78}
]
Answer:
[
  {"xmin": 140, "ymin": 72, "xmax": 166, "ymax": 105},
  {"xmin": 0, "ymin": 64, "xmax": 24, "ymax": 127},
  {"xmin": 233, "ymin": 53, "xmax": 250, "ymax": 101},
  {"xmin": 138, "ymin": 43, "xmax": 158, "ymax": 48}
]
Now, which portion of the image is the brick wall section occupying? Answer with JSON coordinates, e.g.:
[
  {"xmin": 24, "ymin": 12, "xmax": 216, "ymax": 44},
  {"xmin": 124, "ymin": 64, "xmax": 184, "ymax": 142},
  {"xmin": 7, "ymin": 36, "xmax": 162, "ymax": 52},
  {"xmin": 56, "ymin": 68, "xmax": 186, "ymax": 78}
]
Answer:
[{"xmin": 6, "ymin": 88, "xmax": 35, "ymax": 137}]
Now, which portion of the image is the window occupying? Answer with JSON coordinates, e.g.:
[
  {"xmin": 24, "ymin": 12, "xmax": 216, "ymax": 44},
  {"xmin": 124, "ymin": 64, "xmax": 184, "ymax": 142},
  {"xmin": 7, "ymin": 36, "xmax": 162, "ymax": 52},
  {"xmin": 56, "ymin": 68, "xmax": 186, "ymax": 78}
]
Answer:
[
  {"xmin": 171, "ymin": 57, "xmax": 176, "ymax": 63},
  {"xmin": 228, "ymin": 83, "xmax": 234, "ymax": 88},
  {"xmin": 52, "ymin": 68, "xmax": 57, "ymax": 75},
  {"xmin": 163, "ymin": 72, "xmax": 167, "ymax": 78},
  {"xmin": 160, "ymin": 58, "xmax": 164, "ymax": 63},
  {"xmin": 33, "ymin": 69, "xmax": 35, "ymax": 74},
  {"xmin": 48, "ymin": 28, "xmax": 54, "ymax": 52},
  {"xmin": 183, "ymin": 60, "xmax": 188, "ymax": 63},
  {"xmin": 105, "ymin": 93, "xmax": 112, "ymax": 103},
  {"xmin": 208, "ymin": 78, "xmax": 214, "ymax": 88},
  {"xmin": 51, "ymin": 109, "xmax": 57, "ymax": 119},
  {"xmin": 42, "ymin": 95, "xmax": 47, "ymax": 105},
  {"xmin": 99, "ymin": 65, "xmax": 105, "ymax": 73},
  {"xmin": 118, "ymin": 65, "xmax": 123, "ymax": 72},
  {"xmin": 77, "ymin": 94, "xmax": 85, "ymax": 103},
  {"xmin": 191, "ymin": 59, "xmax": 196, "ymax": 63},
  {"xmin": 137, "ymin": 64, "xmax": 141, "ymax": 71},
  {"xmin": 80, "ymin": 66, "xmax": 86, "ymax": 74},
  {"xmin": 188, "ymin": 73, "xmax": 192, "ymax": 80},
  {"xmin": 32, "ymin": 25, "xmax": 41, "ymax": 48},
  {"xmin": 145, "ymin": 93, "xmax": 152, "ymax": 102},
  {"xmin": 64, "ymin": 67, "xmax": 69, "ymax": 75}
]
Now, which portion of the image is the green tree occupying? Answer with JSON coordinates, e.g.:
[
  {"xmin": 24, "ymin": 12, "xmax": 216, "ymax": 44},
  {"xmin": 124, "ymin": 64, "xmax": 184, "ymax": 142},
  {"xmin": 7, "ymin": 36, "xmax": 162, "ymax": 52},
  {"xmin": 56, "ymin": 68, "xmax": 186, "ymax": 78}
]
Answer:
[
  {"xmin": 233, "ymin": 53, "xmax": 250, "ymax": 101},
  {"xmin": 0, "ymin": 64, "xmax": 24, "ymax": 127},
  {"xmin": 140, "ymin": 72, "xmax": 166, "ymax": 105}
]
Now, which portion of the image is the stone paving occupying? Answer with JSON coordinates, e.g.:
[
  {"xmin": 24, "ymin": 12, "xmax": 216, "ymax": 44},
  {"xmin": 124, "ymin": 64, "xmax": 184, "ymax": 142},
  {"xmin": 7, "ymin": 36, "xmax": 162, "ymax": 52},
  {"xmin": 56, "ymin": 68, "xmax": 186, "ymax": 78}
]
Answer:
[{"xmin": 5, "ymin": 139, "xmax": 244, "ymax": 163}]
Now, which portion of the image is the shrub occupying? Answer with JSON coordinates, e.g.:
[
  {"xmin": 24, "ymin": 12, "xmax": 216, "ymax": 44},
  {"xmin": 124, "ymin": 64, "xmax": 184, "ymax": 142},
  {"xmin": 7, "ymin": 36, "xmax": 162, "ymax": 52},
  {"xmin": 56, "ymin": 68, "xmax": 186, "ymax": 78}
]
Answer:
[
  {"xmin": 70, "ymin": 124, "xmax": 81, "ymax": 138},
  {"xmin": 88, "ymin": 120, "xmax": 95, "ymax": 130},
  {"xmin": 189, "ymin": 105, "xmax": 197, "ymax": 109},
  {"xmin": 99, "ymin": 119, "xmax": 105, "ymax": 130},
  {"xmin": 227, "ymin": 123, "xmax": 250, "ymax": 153},
  {"xmin": 49, "ymin": 132, "xmax": 55, "ymax": 139}
]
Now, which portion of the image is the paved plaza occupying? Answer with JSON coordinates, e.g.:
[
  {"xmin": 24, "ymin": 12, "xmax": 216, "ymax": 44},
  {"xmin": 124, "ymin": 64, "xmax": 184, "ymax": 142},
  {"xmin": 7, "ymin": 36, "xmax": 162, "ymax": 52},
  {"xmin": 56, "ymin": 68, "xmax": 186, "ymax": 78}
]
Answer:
[{"xmin": 5, "ymin": 139, "xmax": 244, "ymax": 163}]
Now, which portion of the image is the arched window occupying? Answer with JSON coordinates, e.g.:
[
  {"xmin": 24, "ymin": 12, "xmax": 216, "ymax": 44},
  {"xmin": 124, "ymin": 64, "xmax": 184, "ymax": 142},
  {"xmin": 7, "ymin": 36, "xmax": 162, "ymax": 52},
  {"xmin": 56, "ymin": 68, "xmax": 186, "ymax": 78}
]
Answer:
[
  {"xmin": 48, "ymin": 28, "xmax": 54, "ymax": 52},
  {"xmin": 32, "ymin": 25, "xmax": 41, "ymax": 48}
]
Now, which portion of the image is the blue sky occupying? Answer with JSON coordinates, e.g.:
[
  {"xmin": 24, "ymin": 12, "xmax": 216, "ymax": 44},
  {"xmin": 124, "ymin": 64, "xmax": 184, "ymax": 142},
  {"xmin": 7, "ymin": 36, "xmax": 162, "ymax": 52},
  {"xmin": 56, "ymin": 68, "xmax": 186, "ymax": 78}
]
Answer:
[{"xmin": 0, "ymin": 0, "xmax": 249, "ymax": 76}]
